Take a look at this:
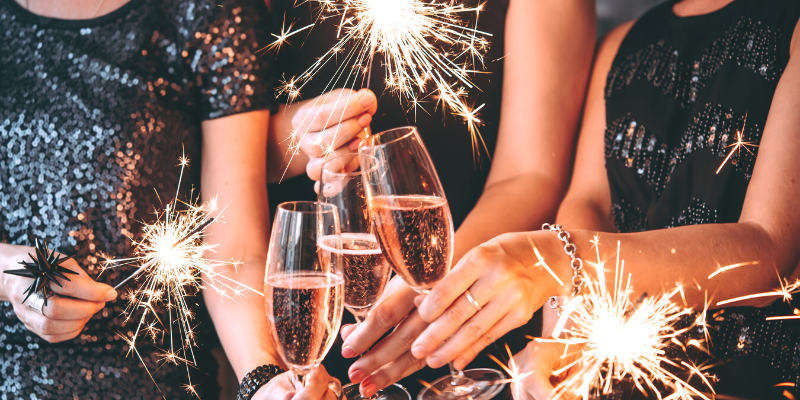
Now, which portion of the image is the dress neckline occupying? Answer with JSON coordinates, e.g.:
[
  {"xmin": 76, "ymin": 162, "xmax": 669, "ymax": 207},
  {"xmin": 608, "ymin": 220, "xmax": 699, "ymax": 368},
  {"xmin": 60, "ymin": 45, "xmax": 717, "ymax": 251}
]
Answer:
[
  {"xmin": 666, "ymin": 0, "xmax": 746, "ymax": 23},
  {"xmin": 0, "ymin": 0, "xmax": 146, "ymax": 29}
]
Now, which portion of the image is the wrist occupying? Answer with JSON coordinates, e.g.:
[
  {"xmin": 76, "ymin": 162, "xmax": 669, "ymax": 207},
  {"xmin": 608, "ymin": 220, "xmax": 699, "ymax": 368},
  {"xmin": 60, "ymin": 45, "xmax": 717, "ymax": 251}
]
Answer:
[{"xmin": 237, "ymin": 364, "xmax": 286, "ymax": 400}]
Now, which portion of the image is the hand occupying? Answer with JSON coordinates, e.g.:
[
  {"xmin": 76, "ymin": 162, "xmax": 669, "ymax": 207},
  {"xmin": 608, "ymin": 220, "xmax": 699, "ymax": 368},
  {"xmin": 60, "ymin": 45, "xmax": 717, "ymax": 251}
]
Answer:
[
  {"xmin": 291, "ymin": 88, "xmax": 378, "ymax": 190},
  {"xmin": 253, "ymin": 365, "xmax": 341, "ymax": 400},
  {"xmin": 0, "ymin": 243, "xmax": 117, "ymax": 343},
  {"xmin": 412, "ymin": 232, "xmax": 566, "ymax": 370},
  {"xmin": 510, "ymin": 340, "xmax": 575, "ymax": 400},
  {"xmin": 338, "ymin": 276, "xmax": 428, "ymax": 398}
]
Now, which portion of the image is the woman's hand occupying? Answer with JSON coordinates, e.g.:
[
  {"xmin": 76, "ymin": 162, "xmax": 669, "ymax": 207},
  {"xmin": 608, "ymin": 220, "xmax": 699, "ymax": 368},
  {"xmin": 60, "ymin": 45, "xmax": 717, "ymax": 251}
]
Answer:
[
  {"xmin": 510, "ymin": 340, "xmax": 573, "ymax": 400},
  {"xmin": 412, "ymin": 232, "xmax": 567, "ymax": 370},
  {"xmin": 338, "ymin": 276, "xmax": 428, "ymax": 398},
  {"xmin": 252, "ymin": 365, "xmax": 341, "ymax": 400},
  {"xmin": 292, "ymin": 88, "xmax": 377, "ymax": 187},
  {"xmin": 0, "ymin": 243, "xmax": 117, "ymax": 343}
]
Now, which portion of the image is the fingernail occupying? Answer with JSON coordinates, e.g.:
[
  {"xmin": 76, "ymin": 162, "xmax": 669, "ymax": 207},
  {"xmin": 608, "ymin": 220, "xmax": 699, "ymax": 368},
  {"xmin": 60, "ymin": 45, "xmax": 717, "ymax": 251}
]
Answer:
[
  {"xmin": 357, "ymin": 113, "xmax": 372, "ymax": 128},
  {"xmin": 361, "ymin": 381, "xmax": 377, "ymax": 397},
  {"xmin": 359, "ymin": 93, "xmax": 375, "ymax": 108},
  {"xmin": 428, "ymin": 355, "xmax": 442, "ymax": 368},
  {"xmin": 349, "ymin": 369, "xmax": 365, "ymax": 383},
  {"xmin": 414, "ymin": 295, "xmax": 425, "ymax": 308},
  {"xmin": 342, "ymin": 346, "xmax": 357, "ymax": 358},
  {"xmin": 104, "ymin": 289, "xmax": 117, "ymax": 301},
  {"xmin": 349, "ymin": 138, "xmax": 361, "ymax": 151},
  {"xmin": 412, "ymin": 344, "xmax": 427, "ymax": 359}
]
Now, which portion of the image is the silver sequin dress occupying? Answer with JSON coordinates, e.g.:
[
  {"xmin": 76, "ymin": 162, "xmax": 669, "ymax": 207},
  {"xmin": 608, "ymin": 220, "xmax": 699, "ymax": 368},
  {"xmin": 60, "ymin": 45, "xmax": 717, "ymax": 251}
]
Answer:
[{"xmin": 0, "ymin": 0, "xmax": 272, "ymax": 398}]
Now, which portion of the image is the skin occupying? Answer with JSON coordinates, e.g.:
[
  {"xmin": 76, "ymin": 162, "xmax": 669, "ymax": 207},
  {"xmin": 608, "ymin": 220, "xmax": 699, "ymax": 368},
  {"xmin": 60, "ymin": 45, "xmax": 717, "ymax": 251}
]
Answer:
[
  {"xmin": 295, "ymin": 0, "xmax": 596, "ymax": 397},
  {"xmin": 0, "ymin": 243, "xmax": 117, "ymax": 343},
  {"xmin": 413, "ymin": 0, "xmax": 800, "ymax": 398},
  {"xmin": 4, "ymin": 1, "xmax": 345, "ymax": 399}
]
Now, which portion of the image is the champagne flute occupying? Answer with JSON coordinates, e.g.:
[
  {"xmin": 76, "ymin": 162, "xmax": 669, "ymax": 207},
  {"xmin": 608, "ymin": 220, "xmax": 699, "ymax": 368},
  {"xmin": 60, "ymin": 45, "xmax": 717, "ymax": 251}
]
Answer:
[
  {"xmin": 319, "ymin": 154, "xmax": 412, "ymax": 400},
  {"xmin": 359, "ymin": 127, "xmax": 505, "ymax": 400},
  {"xmin": 265, "ymin": 201, "xmax": 345, "ymax": 391}
]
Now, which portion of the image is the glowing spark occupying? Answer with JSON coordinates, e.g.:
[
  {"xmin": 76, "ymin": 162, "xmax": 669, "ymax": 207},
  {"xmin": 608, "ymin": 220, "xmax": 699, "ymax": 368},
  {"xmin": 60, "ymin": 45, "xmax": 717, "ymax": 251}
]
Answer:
[
  {"xmin": 716, "ymin": 271, "xmax": 800, "ymax": 306},
  {"xmin": 103, "ymin": 155, "xmax": 263, "ymax": 396},
  {"xmin": 487, "ymin": 343, "xmax": 534, "ymax": 400},
  {"xmin": 273, "ymin": 0, "xmax": 493, "ymax": 172},
  {"xmin": 259, "ymin": 14, "xmax": 314, "ymax": 53},
  {"xmin": 527, "ymin": 236, "xmax": 564, "ymax": 287},
  {"xmin": 539, "ymin": 240, "xmax": 713, "ymax": 400},
  {"xmin": 707, "ymin": 261, "xmax": 759, "ymax": 280},
  {"xmin": 716, "ymin": 112, "xmax": 757, "ymax": 174}
]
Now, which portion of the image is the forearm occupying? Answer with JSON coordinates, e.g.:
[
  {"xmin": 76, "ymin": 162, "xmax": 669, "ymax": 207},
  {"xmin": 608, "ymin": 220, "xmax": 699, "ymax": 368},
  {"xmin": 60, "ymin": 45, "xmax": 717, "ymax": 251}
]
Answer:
[
  {"xmin": 203, "ymin": 259, "xmax": 283, "ymax": 379},
  {"xmin": 556, "ymin": 197, "xmax": 618, "ymax": 233},
  {"xmin": 532, "ymin": 222, "xmax": 794, "ymax": 309},
  {"xmin": 454, "ymin": 173, "xmax": 566, "ymax": 262},
  {"xmin": 267, "ymin": 104, "xmax": 309, "ymax": 183}
]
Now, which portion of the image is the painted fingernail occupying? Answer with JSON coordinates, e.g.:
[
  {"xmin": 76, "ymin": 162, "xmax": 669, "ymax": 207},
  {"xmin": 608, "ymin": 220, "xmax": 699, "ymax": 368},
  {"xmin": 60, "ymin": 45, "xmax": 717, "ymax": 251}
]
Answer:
[
  {"xmin": 412, "ymin": 345, "xmax": 427, "ymax": 359},
  {"xmin": 427, "ymin": 355, "xmax": 442, "ymax": 368},
  {"xmin": 104, "ymin": 289, "xmax": 117, "ymax": 301},
  {"xmin": 342, "ymin": 346, "xmax": 357, "ymax": 358},
  {"xmin": 349, "ymin": 369, "xmax": 365, "ymax": 383},
  {"xmin": 359, "ymin": 93, "xmax": 375, "ymax": 108},
  {"xmin": 357, "ymin": 113, "xmax": 372, "ymax": 128},
  {"xmin": 361, "ymin": 381, "xmax": 377, "ymax": 397}
]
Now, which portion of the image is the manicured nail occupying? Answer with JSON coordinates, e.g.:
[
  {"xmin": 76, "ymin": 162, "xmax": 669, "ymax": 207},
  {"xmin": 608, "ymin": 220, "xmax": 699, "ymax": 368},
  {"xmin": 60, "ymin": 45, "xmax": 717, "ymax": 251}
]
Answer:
[
  {"xmin": 414, "ymin": 295, "xmax": 425, "ymax": 308},
  {"xmin": 412, "ymin": 345, "xmax": 427, "ymax": 359},
  {"xmin": 359, "ymin": 93, "xmax": 375, "ymax": 108},
  {"xmin": 357, "ymin": 113, "xmax": 372, "ymax": 128},
  {"xmin": 349, "ymin": 369, "xmax": 365, "ymax": 383},
  {"xmin": 342, "ymin": 345, "xmax": 357, "ymax": 358},
  {"xmin": 361, "ymin": 381, "xmax": 377, "ymax": 397},
  {"xmin": 104, "ymin": 289, "xmax": 117, "ymax": 301}
]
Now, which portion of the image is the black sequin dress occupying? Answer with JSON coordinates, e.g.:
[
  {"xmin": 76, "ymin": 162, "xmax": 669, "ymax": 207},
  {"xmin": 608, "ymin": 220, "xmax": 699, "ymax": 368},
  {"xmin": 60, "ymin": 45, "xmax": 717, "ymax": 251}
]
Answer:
[
  {"xmin": 0, "ymin": 0, "xmax": 272, "ymax": 398},
  {"xmin": 603, "ymin": 0, "xmax": 800, "ymax": 397}
]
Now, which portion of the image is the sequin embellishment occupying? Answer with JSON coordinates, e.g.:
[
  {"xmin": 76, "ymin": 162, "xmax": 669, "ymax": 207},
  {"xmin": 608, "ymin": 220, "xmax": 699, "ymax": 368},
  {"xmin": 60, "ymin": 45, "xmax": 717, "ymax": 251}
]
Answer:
[{"xmin": 606, "ymin": 17, "xmax": 783, "ymax": 107}]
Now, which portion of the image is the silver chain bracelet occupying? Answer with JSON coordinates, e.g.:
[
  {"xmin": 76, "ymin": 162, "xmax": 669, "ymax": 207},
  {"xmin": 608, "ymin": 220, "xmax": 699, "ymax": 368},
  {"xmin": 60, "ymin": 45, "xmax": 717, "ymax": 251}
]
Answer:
[{"xmin": 542, "ymin": 223, "xmax": 583, "ymax": 314}]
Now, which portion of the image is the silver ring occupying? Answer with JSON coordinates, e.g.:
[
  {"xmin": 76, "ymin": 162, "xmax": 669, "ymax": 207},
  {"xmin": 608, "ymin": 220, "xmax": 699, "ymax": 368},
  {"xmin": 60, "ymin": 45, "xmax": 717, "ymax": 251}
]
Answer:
[
  {"xmin": 26, "ymin": 291, "xmax": 47, "ymax": 315},
  {"xmin": 464, "ymin": 290, "xmax": 482, "ymax": 311}
]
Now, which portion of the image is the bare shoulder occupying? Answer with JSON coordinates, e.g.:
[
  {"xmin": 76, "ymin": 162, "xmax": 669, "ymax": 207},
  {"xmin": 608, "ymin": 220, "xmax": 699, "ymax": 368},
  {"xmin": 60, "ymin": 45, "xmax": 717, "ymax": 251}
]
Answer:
[{"xmin": 598, "ymin": 20, "xmax": 636, "ymax": 63}]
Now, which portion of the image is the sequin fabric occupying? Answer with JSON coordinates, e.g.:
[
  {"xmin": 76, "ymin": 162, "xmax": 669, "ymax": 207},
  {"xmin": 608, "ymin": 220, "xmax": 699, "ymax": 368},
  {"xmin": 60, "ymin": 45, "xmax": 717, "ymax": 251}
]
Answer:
[
  {"xmin": 605, "ymin": 104, "xmax": 762, "ymax": 197},
  {"xmin": 0, "ymin": 0, "xmax": 272, "ymax": 398},
  {"xmin": 605, "ymin": 17, "xmax": 783, "ymax": 108},
  {"xmin": 604, "ymin": 0, "xmax": 800, "ymax": 233}
]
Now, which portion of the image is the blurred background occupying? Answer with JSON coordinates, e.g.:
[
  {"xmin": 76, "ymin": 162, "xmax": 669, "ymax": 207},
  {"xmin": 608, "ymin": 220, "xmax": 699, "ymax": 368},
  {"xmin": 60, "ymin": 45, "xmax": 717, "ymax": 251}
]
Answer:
[{"xmin": 597, "ymin": 0, "xmax": 663, "ymax": 37}]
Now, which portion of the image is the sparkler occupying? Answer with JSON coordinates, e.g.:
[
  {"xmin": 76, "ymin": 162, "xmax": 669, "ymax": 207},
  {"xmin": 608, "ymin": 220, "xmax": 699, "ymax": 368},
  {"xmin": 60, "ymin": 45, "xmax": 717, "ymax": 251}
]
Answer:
[
  {"xmin": 538, "ymin": 239, "xmax": 714, "ymax": 400},
  {"xmin": 101, "ymin": 155, "xmax": 262, "ymax": 396},
  {"xmin": 716, "ymin": 111, "xmax": 758, "ymax": 174},
  {"xmin": 270, "ymin": 0, "xmax": 492, "ymax": 168}
]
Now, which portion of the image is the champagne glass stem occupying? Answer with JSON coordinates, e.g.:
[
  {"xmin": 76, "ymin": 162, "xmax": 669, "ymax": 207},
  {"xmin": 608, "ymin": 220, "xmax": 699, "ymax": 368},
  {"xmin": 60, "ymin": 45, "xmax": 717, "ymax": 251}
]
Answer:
[{"xmin": 448, "ymin": 363, "xmax": 466, "ymax": 386}]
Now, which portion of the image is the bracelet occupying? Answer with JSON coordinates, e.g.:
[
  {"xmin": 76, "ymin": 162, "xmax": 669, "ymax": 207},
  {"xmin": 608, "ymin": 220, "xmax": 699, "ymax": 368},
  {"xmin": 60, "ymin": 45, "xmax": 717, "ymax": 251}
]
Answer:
[
  {"xmin": 237, "ymin": 364, "xmax": 286, "ymax": 400},
  {"xmin": 542, "ymin": 223, "xmax": 584, "ymax": 314}
]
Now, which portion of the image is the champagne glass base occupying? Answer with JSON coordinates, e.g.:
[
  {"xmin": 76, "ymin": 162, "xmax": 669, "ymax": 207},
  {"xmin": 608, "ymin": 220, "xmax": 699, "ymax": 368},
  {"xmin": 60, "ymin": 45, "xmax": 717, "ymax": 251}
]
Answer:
[
  {"xmin": 343, "ymin": 382, "xmax": 412, "ymax": 400},
  {"xmin": 416, "ymin": 368, "xmax": 506, "ymax": 400}
]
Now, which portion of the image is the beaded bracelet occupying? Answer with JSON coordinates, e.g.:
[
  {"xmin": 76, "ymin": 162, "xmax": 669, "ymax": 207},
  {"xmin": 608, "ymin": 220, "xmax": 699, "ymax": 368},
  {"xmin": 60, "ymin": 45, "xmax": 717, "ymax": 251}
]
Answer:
[{"xmin": 237, "ymin": 364, "xmax": 286, "ymax": 400}]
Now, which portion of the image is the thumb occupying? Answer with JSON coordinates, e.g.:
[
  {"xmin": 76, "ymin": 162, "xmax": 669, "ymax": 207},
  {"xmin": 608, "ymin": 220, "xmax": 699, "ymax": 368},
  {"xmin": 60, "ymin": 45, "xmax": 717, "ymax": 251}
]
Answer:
[{"xmin": 48, "ymin": 259, "xmax": 117, "ymax": 302}]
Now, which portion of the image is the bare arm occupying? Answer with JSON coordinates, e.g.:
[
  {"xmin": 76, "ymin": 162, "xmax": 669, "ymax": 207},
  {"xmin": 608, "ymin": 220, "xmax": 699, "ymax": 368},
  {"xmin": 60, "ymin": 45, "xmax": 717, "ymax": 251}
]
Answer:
[
  {"xmin": 453, "ymin": 0, "xmax": 596, "ymax": 260},
  {"xmin": 412, "ymin": 17, "xmax": 800, "ymax": 371},
  {"xmin": 200, "ymin": 110, "xmax": 282, "ymax": 377}
]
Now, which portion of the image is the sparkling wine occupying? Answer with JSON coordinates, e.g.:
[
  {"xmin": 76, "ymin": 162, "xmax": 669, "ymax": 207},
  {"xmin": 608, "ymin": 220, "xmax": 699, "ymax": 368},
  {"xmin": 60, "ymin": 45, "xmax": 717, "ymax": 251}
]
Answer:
[
  {"xmin": 371, "ymin": 195, "xmax": 453, "ymax": 292},
  {"xmin": 266, "ymin": 274, "xmax": 344, "ymax": 371},
  {"xmin": 320, "ymin": 234, "xmax": 391, "ymax": 319}
]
